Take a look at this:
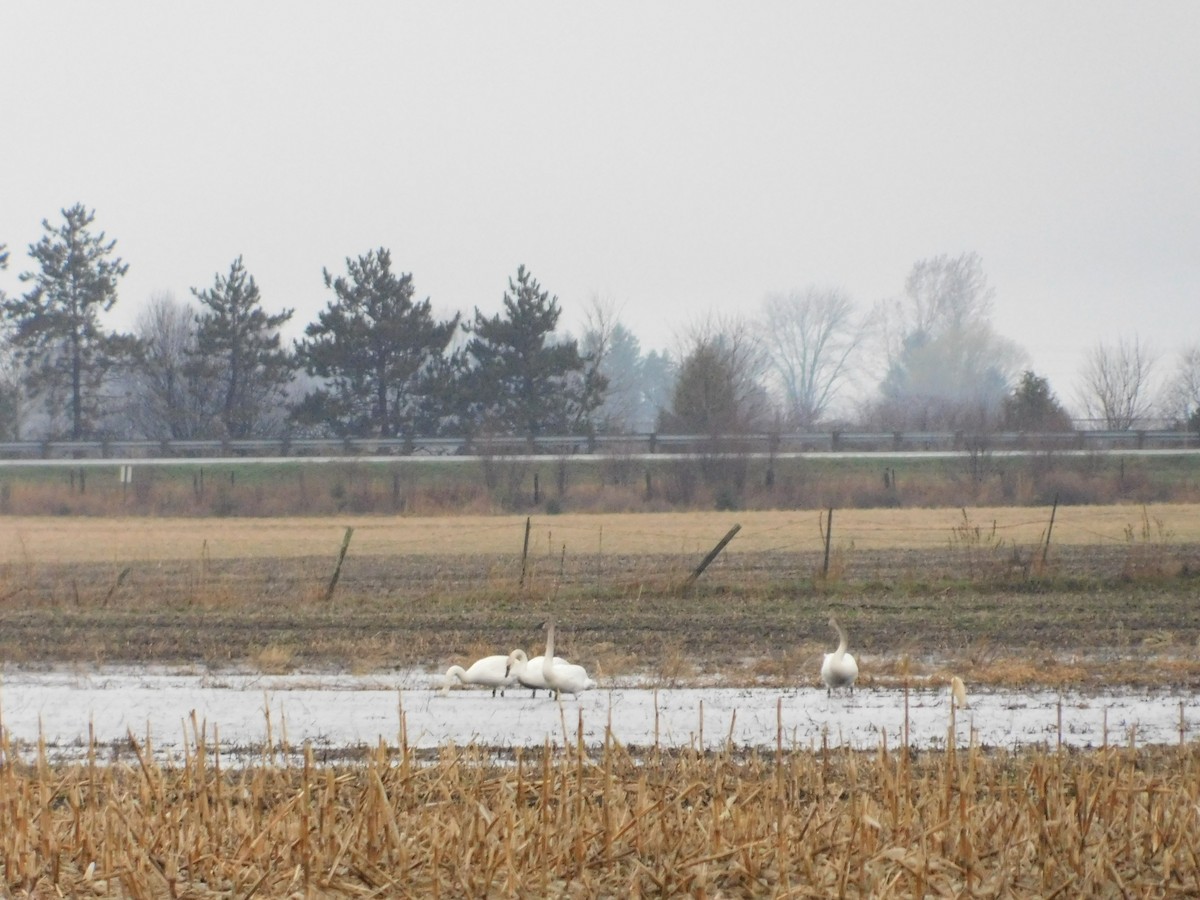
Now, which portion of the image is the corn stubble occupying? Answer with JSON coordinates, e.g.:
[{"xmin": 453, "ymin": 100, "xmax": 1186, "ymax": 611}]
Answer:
[{"xmin": 2, "ymin": 712, "xmax": 1198, "ymax": 900}]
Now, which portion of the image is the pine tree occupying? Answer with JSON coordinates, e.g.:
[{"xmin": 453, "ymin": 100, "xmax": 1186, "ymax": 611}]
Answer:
[
  {"xmin": 1002, "ymin": 370, "xmax": 1073, "ymax": 431},
  {"xmin": 294, "ymin": 249, "xmax": 460, "ymax": 438},
  {"xmin": 1, "ymin": 205, "xmax": 135, "ymax": 439},
  {"xmin": 463, "ymin": 265, "xmax": 602, "ymax": 437},
  {"xmin": 189, "ymin": 257, "xmax": 294, "ymax": 438},
  {"xmin": 662, "ymin": 341, "xmax": 739, "ymax": 434}
]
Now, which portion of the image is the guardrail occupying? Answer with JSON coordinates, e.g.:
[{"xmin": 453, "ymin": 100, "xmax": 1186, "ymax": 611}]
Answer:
[{"xmin": 0, "ymin": 429, "xmax": 1196, "ymax": 460}]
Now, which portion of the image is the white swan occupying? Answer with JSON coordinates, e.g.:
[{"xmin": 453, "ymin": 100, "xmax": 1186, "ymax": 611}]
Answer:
[
  {"xmin": 441, "ymin": 654, "xmax": 516, "ymax": 697},
  {"xmin": 504, "ymin": 649, "xmax": 570, "ymax": 698},
  {"xmin": 950, "ymin": 675, "xmax": 969, "ymax": 710},
  {"xmin": 820, "ymin": 614, "xmax": 859, "ymax": 696},
  {"xmin": 542, "ymin": 620, "xmax": 597, "ymax": 698}
]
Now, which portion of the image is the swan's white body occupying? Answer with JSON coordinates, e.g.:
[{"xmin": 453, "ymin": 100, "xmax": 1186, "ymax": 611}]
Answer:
[
  {"xmin": 950, "ymin": 675, "xmax": 969, "ymax": 709},
  {"xmin": 542, "ymin": 621, "xmax": 597, "ymax": 698},
  {"xmin": 820, "ymin": 615, "xmax": 859, "ymax": 695},
  {"xmin": 504, "ymin": 649, "xmax": 572, "ymax": 697},
  {"xmin": 441, "ymin": 654, "xmax": 517, "ymax": 696}
]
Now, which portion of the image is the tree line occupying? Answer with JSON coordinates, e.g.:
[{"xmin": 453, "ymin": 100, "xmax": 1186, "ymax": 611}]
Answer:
[{"xmin": 1, "ymin": 204, "xmax": 1197, "ymax": 444}]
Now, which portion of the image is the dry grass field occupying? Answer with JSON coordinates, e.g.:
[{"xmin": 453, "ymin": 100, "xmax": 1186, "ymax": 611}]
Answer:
[{"xmin": 4, "ymin": 503, "xmax": 1200, "ymax": 562}]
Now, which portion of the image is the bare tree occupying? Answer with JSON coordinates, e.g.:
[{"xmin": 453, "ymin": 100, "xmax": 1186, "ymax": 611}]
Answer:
[
  {"xmin": 870, "ymin": 252, "xmax": 1025, "ymax": 430},
  {"xmin": 126, "ymin": 291, "xmax": 214, "ymax": 439},
  {"xmin": 758, "ymin": 287, "xmax": 865, "ymax": 429},
  {"xmin": 0, "ymin": 245, "xmax": 22, "ymax": 439},
  {"xmin": 577, "ymin": 295, "xmax": 626, "ymax": 428},
  {"xmin": 0, "ymin": 328, "xmax": 28, "ymax": 441},
  {"xmin": 1077, "ymin": 335, "xmax": 1157, "ymax": 430},
  {"xmin": 903, "ymin": 251, "xmax": 995, "ymax": 335},
  {"xmin": 1159, "ymin": 342, "xmax": 1200, "ymax": 430}
]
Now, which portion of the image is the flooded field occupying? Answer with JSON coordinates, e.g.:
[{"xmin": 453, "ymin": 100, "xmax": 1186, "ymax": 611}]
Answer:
[{"xmin": 2, "ymin": 666, "xmax": 1195, "ymax": 764}]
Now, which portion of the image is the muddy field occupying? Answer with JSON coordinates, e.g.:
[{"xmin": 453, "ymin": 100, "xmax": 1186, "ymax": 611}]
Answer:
[{"xmin": 2, "ymin": 528, "xmax": 1198, "ymax": 687}]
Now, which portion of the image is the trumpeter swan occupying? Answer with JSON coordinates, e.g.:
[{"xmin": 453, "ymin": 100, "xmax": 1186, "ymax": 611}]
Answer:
[
  {"xmin": 504, "ymin": 649, "xmax": 569, "ymax": 698},
  {"xmin": 542, "ymin": 620, "xmax": 597, "ymax": 698},
  {"xmin": 950, "ymin": 675, "xmax": 969, "ymax": 709},
  {"xmin": 441, "ymin": 654, "xmax": 516, "ymax": 697},
  {"xmin": 820, "ymin": 615, "xmax": 859, "ymax": 696}
]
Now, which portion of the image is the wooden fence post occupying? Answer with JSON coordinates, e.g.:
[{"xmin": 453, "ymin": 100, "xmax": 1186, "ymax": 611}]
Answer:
[
  {"xmin": 1042, "ymin": 493, "xmax": 1059, "ymax": 566},
  {"xmin": 519, "ymin": 516, "xmax": 532, "ymax": 588},
  {"xmin": 822, "ymin": 507, "xmax": 833, "ymax": 579},
  {"xmin": 680, "ymin": 523, "xmax": 742, "ymax": 596},
  {"xmin": 323, "ymin": 526, "xmax": 355, "ymax": 603}
]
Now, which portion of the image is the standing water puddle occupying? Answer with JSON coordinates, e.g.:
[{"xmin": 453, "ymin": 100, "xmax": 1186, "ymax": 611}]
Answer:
[{"xmin": 1, "ymin": 667, "xmax": 1195, "ymax": 763}]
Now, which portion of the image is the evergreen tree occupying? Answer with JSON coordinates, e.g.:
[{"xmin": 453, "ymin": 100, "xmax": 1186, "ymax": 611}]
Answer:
[
  {"xmin": 293, "ymin": 249, "xmax": 460, "ymax": 438},
  {"xmin": 639, "ymin": 349, "xmax": 677, "ymax": 432},
  {"xmin": 1, "ymin": 205, "xmax": 135, "ymax": 439},
  {"xmin": 660, "ymin": 319, "xmax": 770, "ymax": 435},
  {"xmin": 662, "ymin": 340, "xmax": 738, "ymax": 434},
  {"xmin": 583, "ymin": 321, "xmax": 643, "ymax": 432},
  {"xmin": 1002, "ymin": 370, "xmax": 1074, "ymax": 431},
  {"xmin": 462, "ymin": 265, "xmax": 602, "ymax": 437},
  {"xmin": 189, "ymin": 256, "xmax": 294, "ymax": 438},
  {"xmin": 576, "ymin": 300, "xmax": 675, "ymax": 434}
]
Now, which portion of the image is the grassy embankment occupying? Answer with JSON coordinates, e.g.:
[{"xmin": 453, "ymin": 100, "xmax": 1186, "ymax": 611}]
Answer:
[{"xmin": 2, "ymin": 448, "xmax": 1198, "ymax": 516}]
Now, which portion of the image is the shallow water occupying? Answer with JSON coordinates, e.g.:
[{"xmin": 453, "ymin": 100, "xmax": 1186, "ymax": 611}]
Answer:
[{"xmin": 1, "ymin": 666, "xmax": 1196, "ymax": 763}]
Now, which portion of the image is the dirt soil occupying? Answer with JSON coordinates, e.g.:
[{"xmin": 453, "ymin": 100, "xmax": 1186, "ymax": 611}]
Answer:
[{"xmin": 2, "ymin": 540, "xmax": 1199, "ymax": 688}]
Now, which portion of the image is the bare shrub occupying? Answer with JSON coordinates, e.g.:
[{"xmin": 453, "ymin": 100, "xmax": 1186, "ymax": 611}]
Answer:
[
  {"xmin": 949, "ymin": 508, "xmax": 1031, "ymax": 582},
  {"xmin": 1121, "ymin": 507, "xmax": 1180, "ymax": 580},
  {"xmin": 663, "ymin": 457, "xmax": 701, "ymax": 505},
  {"xmin": 253, "ymin": 643, "xmax": 297, "ymax": 674}
]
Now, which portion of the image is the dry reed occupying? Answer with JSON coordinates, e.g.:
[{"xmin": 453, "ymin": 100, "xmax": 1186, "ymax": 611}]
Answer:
[{"xmin": 1, "ymin": 716, "xmax": 1197, "ymax": 898}]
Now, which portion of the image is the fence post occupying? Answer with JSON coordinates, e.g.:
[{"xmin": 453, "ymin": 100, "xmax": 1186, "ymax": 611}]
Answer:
[
  {"xmin": 822, "ymin": 507, "xmax": 833, "ymax": 579},
  {"xmin": 323, "ymin": 526, "xmax": 355, "ymax": 603},
  {"xmin": 1042, "ymin": 493, "xmax": 1059, "ymax": 566},
  {"xmin": 680, "ymin": 523, "xmax": 742, "ymax": 596},
  {"xmin": 519, "ymin": 516, "xmax": 532, "ymax": 588}
]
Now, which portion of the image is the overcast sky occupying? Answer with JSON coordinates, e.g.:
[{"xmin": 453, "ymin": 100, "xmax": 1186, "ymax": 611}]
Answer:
[{"xmin": 2, "ymin": 2, "xmax": 1197, "ymax": 416}]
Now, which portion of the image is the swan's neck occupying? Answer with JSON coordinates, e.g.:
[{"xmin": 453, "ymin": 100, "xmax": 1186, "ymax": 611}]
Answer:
[
  {"xmin": 544, "ymin": 623, "xmax": 556, "ymax": 671},
  {"xmin": 833, "ymin": 624, "xmax": 848, "ymax": 657}
]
